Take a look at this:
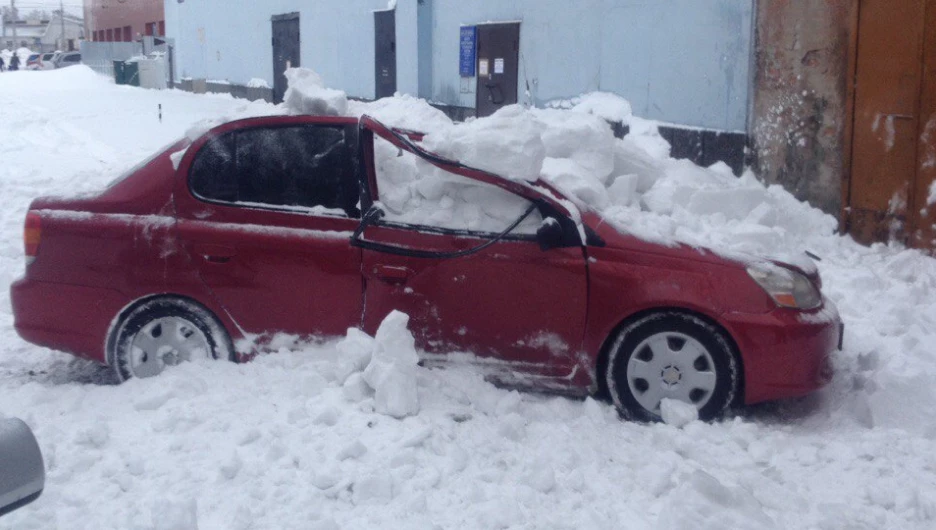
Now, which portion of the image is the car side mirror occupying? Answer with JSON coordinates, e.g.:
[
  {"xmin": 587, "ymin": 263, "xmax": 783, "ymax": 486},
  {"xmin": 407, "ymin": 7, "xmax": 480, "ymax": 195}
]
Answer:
[
  {"xmin": 536, "ymin": 217, "xmax": 567, "ymax": 251},
  {"xmin": 0, "ymin": 419, "xmax": 44, "ymax": 517}
]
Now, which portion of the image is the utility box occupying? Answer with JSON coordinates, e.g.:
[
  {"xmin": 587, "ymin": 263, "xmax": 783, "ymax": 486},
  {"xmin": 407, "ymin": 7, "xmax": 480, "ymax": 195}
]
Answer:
[
  {"xmin": 113, "ymin": 60, "xmax": 140, "ymax": 87},
  {"xmin": 137, "ymin": 56, "xmax": 168, "ymax": 90}
]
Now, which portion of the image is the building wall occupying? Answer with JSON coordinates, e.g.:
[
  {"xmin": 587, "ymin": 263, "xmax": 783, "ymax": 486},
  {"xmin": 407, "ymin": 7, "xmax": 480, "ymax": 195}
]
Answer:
[
  {"xmin": 87, "ymin": 0, "xmax": 164, "ymax": 41},
  {"xmin": 165, "ymin": 0, "xmax": 754, "ymax": 132},
  {"xmin": 422, "ymin": 0, "xmax": 753, "ymax": 131},
  {"xmin": 165, "ymin": 0, "xmax": 387, "ymax": 92},
  {"xmin": 751, "ymin": 0, "xmax": 855, "ymax": 215}
]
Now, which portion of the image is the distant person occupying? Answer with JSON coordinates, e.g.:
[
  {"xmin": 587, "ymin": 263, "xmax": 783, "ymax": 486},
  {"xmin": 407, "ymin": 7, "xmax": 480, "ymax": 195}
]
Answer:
[{"xmin": 9, "ymin": 54, "xmax": 19, "ymax": 71}]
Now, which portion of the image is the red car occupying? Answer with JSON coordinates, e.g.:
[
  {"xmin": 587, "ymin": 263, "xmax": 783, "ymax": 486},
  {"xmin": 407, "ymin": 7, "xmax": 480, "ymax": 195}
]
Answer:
[{"xmin": 10, "ymin": 114, "xmax": 842, "ymax": 421}]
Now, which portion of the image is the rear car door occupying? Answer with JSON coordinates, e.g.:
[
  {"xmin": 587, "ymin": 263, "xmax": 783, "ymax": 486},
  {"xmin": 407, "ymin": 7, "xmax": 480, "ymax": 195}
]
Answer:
[
  {"xmin": 173, "ymin": 117, "xmax": 364, "ymax": 341},
  {"xmin": 353, "ymin": 119, "xmax": 588, "ymax": 381}
]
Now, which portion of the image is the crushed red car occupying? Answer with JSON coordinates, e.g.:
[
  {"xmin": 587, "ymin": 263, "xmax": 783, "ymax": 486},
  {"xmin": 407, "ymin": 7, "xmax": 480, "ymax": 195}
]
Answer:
[{"xmin": 10, "ymin": 114, "xmax": 842, "ymax": 421}]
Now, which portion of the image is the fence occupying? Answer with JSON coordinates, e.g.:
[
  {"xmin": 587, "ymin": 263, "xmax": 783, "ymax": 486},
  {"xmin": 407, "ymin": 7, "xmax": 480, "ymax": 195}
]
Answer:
[{"xmin": 80, "ymin": 41, "xmax": 143, "ymax": 78}]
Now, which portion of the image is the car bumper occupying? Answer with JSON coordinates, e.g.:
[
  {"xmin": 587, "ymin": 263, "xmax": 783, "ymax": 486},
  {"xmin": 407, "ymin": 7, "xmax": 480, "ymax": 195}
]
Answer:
[
  {"xmin": 10, "ymin": 277, "xmax": 127, "ymax": 364},
  {"xmin": 722, "ymin": 298, "xmax": 842, "ymax": 405}
]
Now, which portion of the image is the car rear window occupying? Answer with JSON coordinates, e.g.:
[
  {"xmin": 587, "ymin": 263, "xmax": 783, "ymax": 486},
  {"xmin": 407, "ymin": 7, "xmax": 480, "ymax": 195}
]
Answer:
[
  {"xmin": 64, "ymin": 55, "xmax": 80, "ymax": 63},
  {"xmin": 42, "ymin": 54, "xmax": 54, "ymax": 60},
  {"xmin": 189, "ymin": 125, "xmax": 359, "ymax": 216}
]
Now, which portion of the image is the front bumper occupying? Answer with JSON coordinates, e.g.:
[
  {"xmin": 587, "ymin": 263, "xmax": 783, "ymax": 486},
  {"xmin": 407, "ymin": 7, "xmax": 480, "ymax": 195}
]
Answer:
[
  {"xmin": 722, "ymin": 298, "xmax": 842, "ymax": 405},
  {"xmin": 10, "ymin": 277, "xmax": 127, "ymax": 364}
]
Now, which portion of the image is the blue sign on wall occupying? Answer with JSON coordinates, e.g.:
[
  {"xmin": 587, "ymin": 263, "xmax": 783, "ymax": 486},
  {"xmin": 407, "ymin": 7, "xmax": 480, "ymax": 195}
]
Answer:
[{"xmin": 459, "ymin": 26, "xmax": 477, "ymax": 77}]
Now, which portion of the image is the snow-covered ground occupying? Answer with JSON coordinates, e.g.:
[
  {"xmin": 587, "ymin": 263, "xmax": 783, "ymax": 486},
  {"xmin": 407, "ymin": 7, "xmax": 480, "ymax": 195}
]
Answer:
[{"xmin": 2, "ymin": 67, "xmax": 936, "ymax": 529}]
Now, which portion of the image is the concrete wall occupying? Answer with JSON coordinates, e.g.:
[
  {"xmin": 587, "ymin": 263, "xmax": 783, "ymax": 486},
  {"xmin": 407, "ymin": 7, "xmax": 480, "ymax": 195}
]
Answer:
[
  {"xmin": 751, "ymin": 0, "xmax": 855, "ymax": 215},
  {"xmin": 166, "ymin": 0, "xmax": 754, "ymax": 132}
]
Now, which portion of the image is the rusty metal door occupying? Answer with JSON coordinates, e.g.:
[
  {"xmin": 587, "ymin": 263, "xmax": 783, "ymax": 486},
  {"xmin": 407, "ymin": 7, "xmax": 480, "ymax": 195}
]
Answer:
[
  {"xmin": 912, "ymin": 2, "xmax": 936, "ymax": 250},
  {"xmin": 272, "ymin": 13, "xmax": 300, "ymax": 105},
  {"xmin": 475, "ymin": 23, "xmax": 520, "ymax": 118},
  {"xmin": 848, "ymin": 0, "xmax": 935, "ymax": 251}
]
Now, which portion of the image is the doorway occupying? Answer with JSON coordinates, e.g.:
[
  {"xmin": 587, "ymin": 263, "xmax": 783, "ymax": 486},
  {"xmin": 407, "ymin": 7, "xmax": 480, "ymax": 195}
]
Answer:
[
  {"xmin": 846, "ymin": 0, "xmax": 936, "ymax": 250},
  {"xmin": 272, "ymin": 13, "xmax": 300, "ymax": 104},
  {"xmin": 374, "ymin": 9, "xmax": 397, "ymax": 99},
  {"xmin": 475, "ymin": 23, "xmax": 520, "ymax": 118}
]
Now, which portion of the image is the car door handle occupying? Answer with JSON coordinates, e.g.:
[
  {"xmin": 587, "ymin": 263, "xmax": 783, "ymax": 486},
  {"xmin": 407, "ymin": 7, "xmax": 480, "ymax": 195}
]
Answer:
[
  {"xmin": 193, "ymin": 244, "xmax": 236, "ymax": 264},
  {"xmin": 372, "ymin": 265, "xmax": 411, "ymax": 283}
]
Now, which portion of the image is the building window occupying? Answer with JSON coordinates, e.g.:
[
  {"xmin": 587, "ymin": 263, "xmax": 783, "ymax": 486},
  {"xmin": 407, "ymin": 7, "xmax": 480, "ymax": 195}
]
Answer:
[
  {"xmin": 123, "ymin": 26, "xmax": 131, "ymax": 42},
  {"xmin": 106, "ymin": 29, "xmax": 113, "ymax": 42},
  {"xmin": 158, "ymin": 21, "xmax": 165, "ymax": 37},
  {"xmin": 145, "ymin": 22, "xmax": 154, "ymax": 37}
]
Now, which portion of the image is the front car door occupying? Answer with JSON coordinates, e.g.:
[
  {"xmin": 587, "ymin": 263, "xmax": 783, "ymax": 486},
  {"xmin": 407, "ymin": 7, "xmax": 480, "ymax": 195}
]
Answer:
[
  {"xmin": 353, "ymin": 118, "xmax": 589, "ymax": 386},
  {"xmin": 173, "ymin": 116, "xmax": 363, "ymax": 346}
]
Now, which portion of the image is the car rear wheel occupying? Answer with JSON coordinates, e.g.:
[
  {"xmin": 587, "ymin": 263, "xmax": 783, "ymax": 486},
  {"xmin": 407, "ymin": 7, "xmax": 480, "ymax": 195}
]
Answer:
[
  {"xmin": 605, "ymin": 312, "xmax": 739, "ymax": 422},
  {"xmin": 111, "ymin": 298, "xmax": 234, "ymax": 381}
]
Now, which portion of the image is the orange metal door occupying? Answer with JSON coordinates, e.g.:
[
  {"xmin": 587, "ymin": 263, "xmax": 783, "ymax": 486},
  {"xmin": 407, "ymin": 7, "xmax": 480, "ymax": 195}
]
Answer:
[{"xmin": 848, "ymin": 0, "xmax": 926, "ymax": 246}]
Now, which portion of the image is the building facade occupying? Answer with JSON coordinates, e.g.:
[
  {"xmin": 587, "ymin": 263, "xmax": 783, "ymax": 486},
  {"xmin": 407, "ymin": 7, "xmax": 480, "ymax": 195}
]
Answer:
[
  {"xmin": 163, "ymin": 0, "xmax": 936, "ymax": 252},
  {"xmin": 2, "ymin": 13, "xmax": 84, "ymax": 52},
  {"xmin": 84, "ymin": 0, "xmax": 165, "ymax": 43}
]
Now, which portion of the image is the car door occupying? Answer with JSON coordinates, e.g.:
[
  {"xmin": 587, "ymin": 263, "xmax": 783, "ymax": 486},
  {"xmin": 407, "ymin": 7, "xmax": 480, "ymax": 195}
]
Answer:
[
  {"xmin": 353, "ymin": 118, "xmax": 588, "ymax": 379},
  {"xmin": 173, "ymin": 116, "xmax": 364, "ymax": 341}
]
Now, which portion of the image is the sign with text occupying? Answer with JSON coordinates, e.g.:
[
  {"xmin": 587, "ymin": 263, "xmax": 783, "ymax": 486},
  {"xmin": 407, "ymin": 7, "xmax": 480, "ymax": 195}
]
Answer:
[{"xmin": 459, "ymin": 26, "xmax": 477, "ymax": 77}]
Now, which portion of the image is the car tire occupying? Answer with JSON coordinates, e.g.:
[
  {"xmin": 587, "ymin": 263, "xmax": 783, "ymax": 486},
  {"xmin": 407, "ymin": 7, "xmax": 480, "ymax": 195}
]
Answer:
[
  {"xmin": 605, "ymin": 312, "xmax": 740, "ymax": 422},
  {"xmin": 111, "ymin": 297, "xmax": 234, "ymax": 381}
]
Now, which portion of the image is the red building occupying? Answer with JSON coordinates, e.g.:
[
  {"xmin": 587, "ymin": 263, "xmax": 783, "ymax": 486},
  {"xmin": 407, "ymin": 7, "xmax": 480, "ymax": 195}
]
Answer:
[{"xmin": 83, "ymin": 0, "xmax": 164, "ymax": 43}]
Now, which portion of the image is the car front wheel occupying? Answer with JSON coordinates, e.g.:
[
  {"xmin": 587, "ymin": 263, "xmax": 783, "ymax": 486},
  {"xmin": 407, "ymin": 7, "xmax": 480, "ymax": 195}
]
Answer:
[
  {"xmin": 111, "ymin": 297, "xmax": 234, "ymax": 381},
  {"xmin": 605, "ymin": 312, "xmax": 740, "ymax": 422}
]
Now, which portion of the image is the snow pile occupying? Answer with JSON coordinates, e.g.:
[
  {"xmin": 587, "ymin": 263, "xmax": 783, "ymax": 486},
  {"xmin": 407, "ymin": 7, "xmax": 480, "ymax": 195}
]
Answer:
[
  {"xmin": 4, "ymin": 64, "xmax": 936, "ymax": 530},
  {"xmin": 660, "ymin": 398, "xmax": 699, "ymax": 428},
  {"xmin": 339, "ymin": 311, "xmax": 421, "ymax": 419},
  {"xmin": 929, "ymin": 180, "xmax": 936, "ymax": 207},
  {"xmin": 283, "ymin": 68, "xmax": 348, "ymax": 116}
]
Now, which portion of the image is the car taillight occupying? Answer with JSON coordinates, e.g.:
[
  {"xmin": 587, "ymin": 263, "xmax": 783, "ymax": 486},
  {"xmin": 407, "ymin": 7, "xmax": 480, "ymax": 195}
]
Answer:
[{"xmin": 24, "ymin": 212, "xmax": 41, "ymax": 264}]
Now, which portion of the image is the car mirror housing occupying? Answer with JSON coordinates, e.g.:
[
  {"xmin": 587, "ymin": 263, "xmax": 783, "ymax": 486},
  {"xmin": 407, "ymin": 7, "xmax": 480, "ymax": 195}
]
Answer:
[
  {"xmin": 536, "ymin": 217, "xmax": 567, "ymax": 251},
  {"xmin": 0, "ymin": 419, "xmax": 45, "ymax": 517}
]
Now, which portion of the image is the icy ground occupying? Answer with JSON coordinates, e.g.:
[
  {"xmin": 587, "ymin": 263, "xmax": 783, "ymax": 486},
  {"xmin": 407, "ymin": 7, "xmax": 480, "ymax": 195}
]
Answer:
[{"xmin": 2, "ymin": 67, "xmax": 936, "ymax": 529}]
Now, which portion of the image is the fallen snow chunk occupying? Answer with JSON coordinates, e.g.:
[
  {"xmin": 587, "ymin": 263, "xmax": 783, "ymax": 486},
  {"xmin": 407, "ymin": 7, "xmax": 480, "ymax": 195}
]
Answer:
[
  {"xmin": 423, "ymin": 105, "xmax": 546, "ymax": 182},
  {"xmin": 152, "ymin": 499, "xmax": 199, "ymax": 530},
  {"xmin": 686, "ymin": 188, "xmax": 771, "ymax": 220},
  {"xmin": 401, "ymin": 426, "xmax": 433, "ymax": 448},
  {"xmin": 134, "ymin": 390, "xmax": 174, "ymax": 411},
  {"xmin": 313, "ymin": 406, "xmax": 340, "ymax": 427},
  {"xmin": 219, "ymin": 450, "xmax": 242, "ymax": 480},
  {"xmin": 608, "ymin": 174, "xmax": 640, "ymax": 207},
  {"xmin": 352, "ymin": 472, "xmax": 395, "ymax": 505},
  {"xmin": 569, "ymin": 91, "xmax": 634, "ymax": 124},
  {"xmin": 362, "ymin": 311, "xmax": 420, "ymax": 418},
  {"xmin": 541, "ymin": 158, "xmax": 610, "ymax": 208},
  {"xmin": 310, "ymin": 518, "xmax": 340, "ymax": 530},
  {"xmin": 660, "ymin": 398, "xmax": 698, "ymax": 427},
  {"xmin": 283, "ymin": 68, "xmax": 348, "ymax": 116},
  {"xmin": 657, "ymin": 471, "xmax": 776, "ymax": 530},
  {"xmin": 334, "ymin": 327, "xmax": 376, "ymax": 384},
  {"xmin": 342, "ymin": 372, "xmax": 372, "ymax": 403},
  {"xmin": 523, "ymin": 464, "xmax": 556, "ymax": 493},
  {"xmin": 337, "ymin": 439, "xmax": 368, "ymax": 461},
  {"xmin": 246, "ymin": 78, "xmax": 270, "ymax": 89},
  {"xmin": 535, "ymin": 107, "xmax": 616, "ymax": 180},
  {"xmin": 311, "ymin": 468, "xmax": 341, "ymax": 490},
  {"xmin": 497, "ymin": 412, "xmax": 527, "ymax": 441},
  {"xmin": 74, "ymin": 423, "xmax": 110, "ymax": 448}
]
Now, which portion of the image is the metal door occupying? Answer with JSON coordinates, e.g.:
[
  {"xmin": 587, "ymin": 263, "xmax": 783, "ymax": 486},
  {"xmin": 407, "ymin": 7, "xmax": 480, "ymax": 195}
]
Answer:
[
  {"xmin": 847, "ymin": 0, "xmax": 931, "ymax": 247},
  {"xmin": 374, "ymin": 9, "xmax": 397, "ymax": 99},
  {"xmin": 475, "ymin": 23, "xmax": 520, "ymax": 118},
  {"xmin": 911, "ymin": 2, "xmax": 936, "ymax": 251},
  {"xmin": 272, "ymin": 13, "xmax": 300, "ymax": 104}
]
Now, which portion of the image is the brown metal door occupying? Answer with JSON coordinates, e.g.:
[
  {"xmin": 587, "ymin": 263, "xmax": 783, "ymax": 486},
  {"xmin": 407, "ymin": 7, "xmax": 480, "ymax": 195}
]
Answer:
[
  {"xmin": 848, "ymin": 0, "xmax": 926, "ymax": 245},
  {"xmin": 476, "ymin": 23, "xmax": 520, "ymax": 118},
  {"xmin": 911, "ymin": 2, "xmax": 936, "ymax": 250}
]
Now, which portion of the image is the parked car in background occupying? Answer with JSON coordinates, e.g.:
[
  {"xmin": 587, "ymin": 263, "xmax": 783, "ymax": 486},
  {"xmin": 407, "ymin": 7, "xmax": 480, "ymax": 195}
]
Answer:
[
  {"xmin": 9, "ymin": 114, "xmax": 843, "ymax": 422},
  {"xmin": 39, "ymin": 53, "xmax": 58, "ymax": 70},
  {"xmin": 53, "ymin": 52, "xmax": 81, "ymax": 69},
  {"xmin": 0, "ymin": 418, "xmax": 44, "ymax": 517},
  {"xmin": 25, "ymin": 54, "xmax": 41, "ymax": 70}
]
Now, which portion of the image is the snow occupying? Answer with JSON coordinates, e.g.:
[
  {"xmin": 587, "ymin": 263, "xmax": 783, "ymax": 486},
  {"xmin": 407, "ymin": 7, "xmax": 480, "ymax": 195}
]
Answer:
[
  {"xmin": 2, "ymin": 66, "xmax": 936, "ymax": 529},
  {"xmin": 928, "ymin": 180, "xmax": 936, "ymax": 207},
  {"xmin": 282, "ymin": 68, "xmax": 348, "ymax": 117}
]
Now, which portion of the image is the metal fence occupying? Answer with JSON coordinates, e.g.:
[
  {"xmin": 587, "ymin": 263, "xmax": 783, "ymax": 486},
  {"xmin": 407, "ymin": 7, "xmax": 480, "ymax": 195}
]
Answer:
[{"xmin": 79, "ymin": 41, "xmax": 142, "ymax": 78}]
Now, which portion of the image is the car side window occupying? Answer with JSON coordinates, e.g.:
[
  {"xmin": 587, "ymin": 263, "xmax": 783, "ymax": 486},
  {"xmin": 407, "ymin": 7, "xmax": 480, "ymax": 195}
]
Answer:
[
  {"xmin": 189, "ymin": 125, "xmax": 360, "ymax": 217},
  {"xmin": 373, "ymin": 135, "xmax": 542, "ymax": 235}
]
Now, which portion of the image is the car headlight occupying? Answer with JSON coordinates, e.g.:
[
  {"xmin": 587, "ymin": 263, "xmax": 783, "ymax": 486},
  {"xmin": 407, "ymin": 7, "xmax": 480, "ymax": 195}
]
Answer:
[{"xmin": 746, "ymin": 264, "xmax": 821, "ymax": 309}]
